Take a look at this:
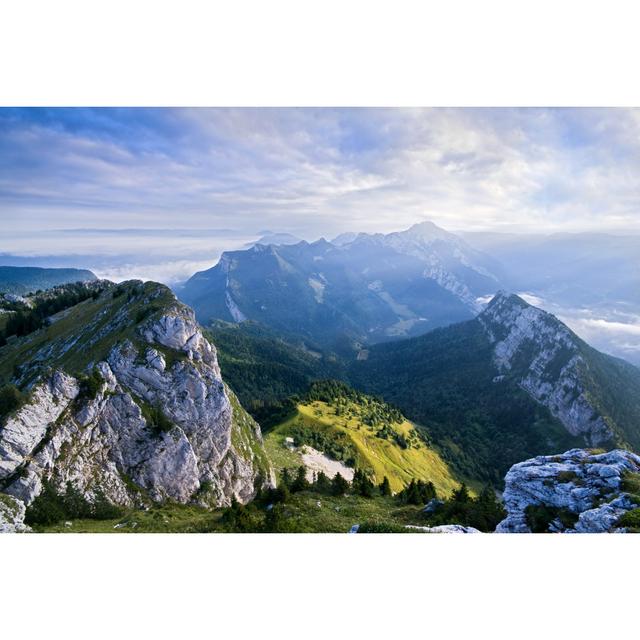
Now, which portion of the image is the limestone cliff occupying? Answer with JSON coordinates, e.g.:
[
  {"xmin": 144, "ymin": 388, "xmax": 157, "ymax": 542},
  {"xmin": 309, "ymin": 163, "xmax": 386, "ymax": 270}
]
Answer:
[
  {"xmin": 479, "ymin": 292, "xmax": 640, "ymax": 448},
  {"xmin": 0, "ymin": 281, "xmax": 273, "ymax": 512}
]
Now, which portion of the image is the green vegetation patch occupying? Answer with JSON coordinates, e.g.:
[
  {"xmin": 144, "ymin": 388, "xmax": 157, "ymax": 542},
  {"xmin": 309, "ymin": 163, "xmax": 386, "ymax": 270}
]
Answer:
[
  {"xmin": 265, "ymin": 380, "xmax": 461, "ymax": 496},
  {"xmin": 25, "ymin": 480, "xmax": 123, "ymax": 527},
  {"xmin": 0, "ymin": 383, "xmax": 25, "ymax": 420},
  {"xmin": 228, "ymin": 385, "xmax": 272, "ymax": 480},
  {"xmin": 0, "ymin": 281, "xmax": 177, "ymax": 385},
  {"xmin": 616, "ymin": 508, "xmax": 640, "ymax": 532},
  {"xmin": 525, "ymin": 504, "xmax": 579, "ymax": 532}
]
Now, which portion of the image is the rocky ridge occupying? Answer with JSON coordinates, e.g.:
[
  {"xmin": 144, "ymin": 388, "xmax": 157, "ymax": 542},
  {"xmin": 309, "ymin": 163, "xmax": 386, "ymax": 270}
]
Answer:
[
  {"xmin": 0, "ymin": 281, "xmax": 273, "ymax": 513},
  {"xmin": 479, "ymin": 293, "xmax": 617, "ymax": 446},
  {"xmin": 497, "ymin": 448, "xmax": 640, "ymax": 533}
]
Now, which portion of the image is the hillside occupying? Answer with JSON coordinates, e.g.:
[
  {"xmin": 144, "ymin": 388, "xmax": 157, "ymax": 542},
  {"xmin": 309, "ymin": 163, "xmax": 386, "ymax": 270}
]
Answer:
[
  {"xmin": 179, "ymin": 221, "xmax": 502, "ymax": 350},
  {"xmin": 207, "ymin": 320, "xmax": 345, "ymax": 427},
  {"xmin": 0, "ymin": 265, "xmax": 96, "ymax": 295},
  {"xmin": 0, "ymin": 280, "xmax": 272, "ymax": 521},
  {"xmin": 264, "ymin": 381, "xmax": 460, "ymax": 496},
  {"xmin": 350, "ymin": 293, "xmax": 640, "ymax": 484}
]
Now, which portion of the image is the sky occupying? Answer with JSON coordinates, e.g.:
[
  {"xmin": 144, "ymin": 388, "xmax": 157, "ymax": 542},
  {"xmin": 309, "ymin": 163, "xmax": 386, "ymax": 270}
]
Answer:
[{"xmin": 1, "ymin": 107, "xmax": 640, "ymax": 282}]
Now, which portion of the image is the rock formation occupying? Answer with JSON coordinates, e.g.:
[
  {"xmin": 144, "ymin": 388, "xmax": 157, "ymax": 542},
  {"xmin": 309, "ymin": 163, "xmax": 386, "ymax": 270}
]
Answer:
[
  {"xmin": 497, "ymin": 448, "xmax": 640, "ymax": 533},
  {"xmin": 0, "ymin": 281, "xmax": 273, "ymax": 513}
]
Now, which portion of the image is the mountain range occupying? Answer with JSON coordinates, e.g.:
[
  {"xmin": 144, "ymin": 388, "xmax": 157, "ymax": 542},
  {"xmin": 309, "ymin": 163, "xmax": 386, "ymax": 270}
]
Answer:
[
  {"xmin": 180, "ymin": 221, "xmax": 502, "ymax": 350},
  {"xmin": 2, "ymin": 221, "xmax": 640, "ymax": 533}
]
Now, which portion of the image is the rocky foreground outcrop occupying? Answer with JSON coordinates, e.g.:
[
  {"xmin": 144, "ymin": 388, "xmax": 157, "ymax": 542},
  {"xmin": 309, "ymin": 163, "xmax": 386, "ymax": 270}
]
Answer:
[
  {"xmin": 497, "ymin": 448, "xmax": 640, "ymax": 533},
  {"xmin": 0, "ymin": 282, "xmax": 273, "ymax": 515}
]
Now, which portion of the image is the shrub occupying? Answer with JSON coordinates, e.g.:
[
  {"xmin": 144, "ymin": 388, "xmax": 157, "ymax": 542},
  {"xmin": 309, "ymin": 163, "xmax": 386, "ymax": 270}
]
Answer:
[
  {"xmin": 77, "ymin": 368, "xmax": 103, "ymax": 403},
  {"xmin": 524, "ymin": 504, "xmax": 578, "ymax": 533},
  {"xmin": 557, "ymin": 470, "xmax": 578, "ymax": 483},
  {"xmin": 0, "ymin": 384, "xmax": 25, "ymax": 419},
  {"xmin": 25, "ymin": 480, "xmax": 123, "ymax": 526},
  {"xmin": 144, "ymin": 404, "xmax": 174, "ymax": 435},
  {"xmin": 617, "ymin": 508, "xmax": 640, "ymax": 531}
]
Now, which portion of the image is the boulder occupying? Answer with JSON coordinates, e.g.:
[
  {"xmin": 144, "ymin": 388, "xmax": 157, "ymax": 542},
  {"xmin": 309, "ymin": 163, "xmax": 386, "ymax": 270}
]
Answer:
[{"xmin": 496, "ymin": 448, "xmax": 640, "ymax": 533}]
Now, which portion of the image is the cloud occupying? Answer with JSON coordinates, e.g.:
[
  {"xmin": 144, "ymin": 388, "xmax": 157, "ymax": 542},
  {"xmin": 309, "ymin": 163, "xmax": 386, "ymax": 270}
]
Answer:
[
  {"xmin": 558, "ymin": 313, "xmax": 640, "ymax": 365},
  {"xmin": 2, "ymin": 107, "xmax": 640, "ymax": 281}
]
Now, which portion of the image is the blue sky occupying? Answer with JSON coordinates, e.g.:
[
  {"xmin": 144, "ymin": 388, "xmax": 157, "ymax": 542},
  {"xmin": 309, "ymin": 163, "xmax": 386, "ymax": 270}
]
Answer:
[{"xmin": 1, "ymin": 107, "xmax": 640, "ymax": 281}]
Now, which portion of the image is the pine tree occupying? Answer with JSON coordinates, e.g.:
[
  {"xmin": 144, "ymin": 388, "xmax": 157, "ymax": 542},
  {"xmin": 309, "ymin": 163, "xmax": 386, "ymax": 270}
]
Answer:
[
  {"xmin": 331, "ymin": 472, "xmax": 349, "ymax": 496},
  {"xmin": 291, "ymin": 465, "xmax": 308, "ymax": 493},
  {"xmin": 314, "ymin": 471, "xmax": 331, "ymax": 494},
  {"xmin": 452, "ymin": 483, "xmax": 471, "ymax": 504},
  {"xmin": 379, "ymin": 476, "xmax": 392, "ymax": 496}
]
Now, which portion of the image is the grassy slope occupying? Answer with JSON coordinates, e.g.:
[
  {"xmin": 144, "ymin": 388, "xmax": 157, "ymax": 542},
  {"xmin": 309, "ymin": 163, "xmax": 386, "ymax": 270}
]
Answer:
[
  {"xmin": 35, "ymin": 492, "xmax": 427, "ymax": 533},
  {"xmin": 265, "ymin": 399, "xmax": 460, "ymax": 496}
]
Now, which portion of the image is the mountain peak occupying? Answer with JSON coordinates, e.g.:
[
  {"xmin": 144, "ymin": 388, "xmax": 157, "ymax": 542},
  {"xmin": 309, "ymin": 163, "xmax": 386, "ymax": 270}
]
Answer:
[
  {"xmin": 402, "ymin": 220, "xmax": 453, "ymax": 241},
  {"xmin": 485, "ymin": 290, "xmax": 529, "ymax": 310}
]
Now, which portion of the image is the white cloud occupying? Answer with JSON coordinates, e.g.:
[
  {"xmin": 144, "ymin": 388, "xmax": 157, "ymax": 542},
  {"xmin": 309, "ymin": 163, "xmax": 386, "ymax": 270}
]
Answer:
[{"xmin": 2, "ymin": 107, "xmax": 640, "ymax": 281}]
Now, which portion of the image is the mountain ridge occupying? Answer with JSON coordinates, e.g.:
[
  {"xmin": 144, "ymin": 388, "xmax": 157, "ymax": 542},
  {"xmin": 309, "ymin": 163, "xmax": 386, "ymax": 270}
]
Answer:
[{"xmin": 179, "ymin": 221, "xmax": 502, "ymax": 349}]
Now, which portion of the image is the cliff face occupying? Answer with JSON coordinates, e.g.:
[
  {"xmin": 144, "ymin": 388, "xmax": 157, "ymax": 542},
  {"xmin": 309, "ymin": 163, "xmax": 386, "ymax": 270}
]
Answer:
[
  {"xmin": 479, "ymin": 293, "xmax": 640, "ymax": 447},
  {"xmin": 497, "ymin": 448, "xmax": 640, "ymax": 533},
  {"xmin": 0, "ymin": 282, "xmax": 273, "ymax": 511}
]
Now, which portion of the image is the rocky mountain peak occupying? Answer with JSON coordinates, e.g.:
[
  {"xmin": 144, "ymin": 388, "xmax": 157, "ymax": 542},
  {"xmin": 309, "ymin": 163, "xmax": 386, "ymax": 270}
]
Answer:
[{"xmin": 0, "ymin": 280, "xmax": 273, "ymax": 512}]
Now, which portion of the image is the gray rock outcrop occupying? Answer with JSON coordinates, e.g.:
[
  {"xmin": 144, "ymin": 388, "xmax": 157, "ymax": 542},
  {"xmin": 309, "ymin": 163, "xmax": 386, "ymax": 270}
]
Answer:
[
  {"xmin": 497, "ymin": 448, "xmax": 640, "ymax": 533},
  {"xmin": 0, "ymin": 288, "xmax": 273, "ymax": 513},
  {"xmin": 406, "ymin": 524, "xmax": 481, "ymax": 534}
]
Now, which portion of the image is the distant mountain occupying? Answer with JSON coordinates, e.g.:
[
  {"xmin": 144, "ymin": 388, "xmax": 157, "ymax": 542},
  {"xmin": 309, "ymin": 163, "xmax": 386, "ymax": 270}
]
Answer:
[
  {"xmin": 0, "ymin": 266, "xmax": 96, "ymax": 295},
  {"xmin": 180, "ymin": 221, "xmax": 502, "ymax": 350},
  {"xmin": 245, "ymin": 232, "xmax": 303, "ymax": 248},
  {"xmin": 350, "ymin": 292, "xmax": 640, "ymax": 484},
  {"xmin": 331, "ymin": 232, "xmax": 359, "ymax": 246}
]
